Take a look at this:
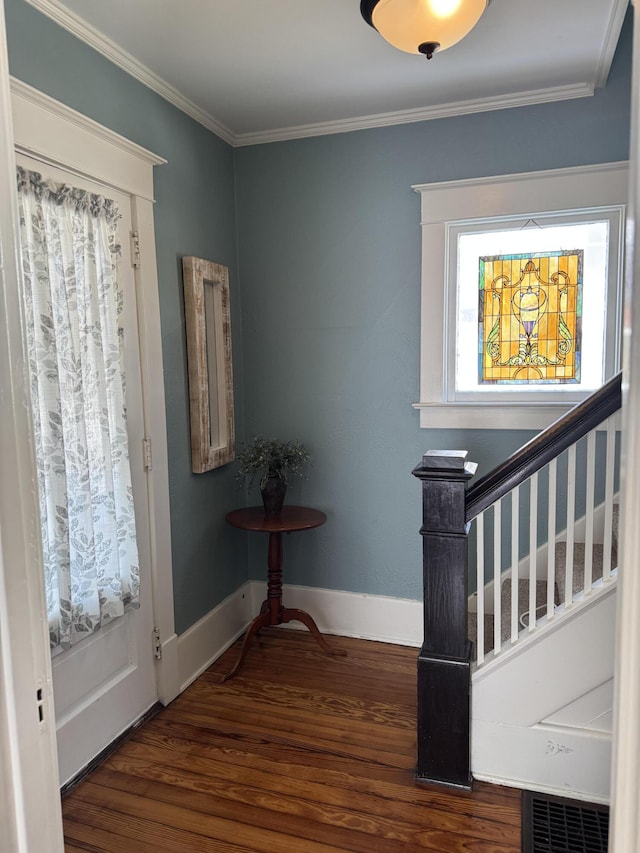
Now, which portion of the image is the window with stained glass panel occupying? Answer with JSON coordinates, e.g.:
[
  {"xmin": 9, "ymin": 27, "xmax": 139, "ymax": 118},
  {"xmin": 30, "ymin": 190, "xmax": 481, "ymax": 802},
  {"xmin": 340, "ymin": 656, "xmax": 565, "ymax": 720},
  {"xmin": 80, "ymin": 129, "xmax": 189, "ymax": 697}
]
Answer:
[
  {"xmin": 413, "ymin": 164, "xmax": 627, "ymax": 429},
  {"xmin": 479, "ymin": 250, "xmax": 583, "ymax": 385},
  {"xmin": 454, "ymin": 216, "xmax": 616, "ymax": 399}
]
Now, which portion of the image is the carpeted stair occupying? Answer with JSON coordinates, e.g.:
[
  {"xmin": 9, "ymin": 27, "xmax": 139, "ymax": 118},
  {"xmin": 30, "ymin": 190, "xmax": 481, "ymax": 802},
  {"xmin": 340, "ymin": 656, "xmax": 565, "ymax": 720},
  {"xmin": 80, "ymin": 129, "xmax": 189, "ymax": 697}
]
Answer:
[{"xmin": 469, "ymin": 506, "xmax": 618, "ymax": 660}]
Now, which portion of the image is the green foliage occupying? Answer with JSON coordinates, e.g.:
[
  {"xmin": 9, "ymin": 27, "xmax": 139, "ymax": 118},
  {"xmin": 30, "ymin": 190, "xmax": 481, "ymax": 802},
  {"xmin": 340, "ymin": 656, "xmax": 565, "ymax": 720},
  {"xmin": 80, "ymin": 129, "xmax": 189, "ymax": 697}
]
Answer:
[{"xmin": 235, "ymin": 436, "xmax": 310, "ymax": 489}]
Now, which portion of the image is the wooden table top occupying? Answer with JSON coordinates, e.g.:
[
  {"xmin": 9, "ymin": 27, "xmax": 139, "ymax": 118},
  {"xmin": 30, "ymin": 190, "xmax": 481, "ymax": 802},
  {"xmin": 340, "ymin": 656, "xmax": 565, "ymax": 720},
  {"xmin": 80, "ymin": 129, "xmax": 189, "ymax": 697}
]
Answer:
[{"xmin": 225, "ymin": 505, "xmax": 326, "ymax": 533}]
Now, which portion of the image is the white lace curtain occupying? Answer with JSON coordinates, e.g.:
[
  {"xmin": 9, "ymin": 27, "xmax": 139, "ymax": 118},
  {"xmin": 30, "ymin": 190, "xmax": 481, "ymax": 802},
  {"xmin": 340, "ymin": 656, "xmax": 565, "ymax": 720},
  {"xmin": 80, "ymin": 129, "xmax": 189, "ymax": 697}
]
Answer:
[{"xmin": 17, "ymin": 166, "xmax": 140, "ymax": 651}]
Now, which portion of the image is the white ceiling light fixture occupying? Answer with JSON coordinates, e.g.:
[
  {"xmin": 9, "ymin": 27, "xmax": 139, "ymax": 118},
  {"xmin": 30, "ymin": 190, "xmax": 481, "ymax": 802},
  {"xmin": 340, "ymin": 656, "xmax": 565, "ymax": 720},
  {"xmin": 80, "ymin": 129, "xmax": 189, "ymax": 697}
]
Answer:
[{"xmin": 360, "ymin": 0, "xmax": 491, "ymax": 60}]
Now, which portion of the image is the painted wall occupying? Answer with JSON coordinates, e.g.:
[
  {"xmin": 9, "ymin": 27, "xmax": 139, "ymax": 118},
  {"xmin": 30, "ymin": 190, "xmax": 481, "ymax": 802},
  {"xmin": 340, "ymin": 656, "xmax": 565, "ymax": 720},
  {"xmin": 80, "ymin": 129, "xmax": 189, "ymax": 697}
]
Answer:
[
  {"xmin": 4, "ymin": 0, "xmax": 633, "ymax": 630},
  {"xmin": 5, "ymin": 0, "xmax": 248, "ymax": 634},
  {"xmin": 234, "ymin": 15, "xmax": 633, "ymax": 601}
]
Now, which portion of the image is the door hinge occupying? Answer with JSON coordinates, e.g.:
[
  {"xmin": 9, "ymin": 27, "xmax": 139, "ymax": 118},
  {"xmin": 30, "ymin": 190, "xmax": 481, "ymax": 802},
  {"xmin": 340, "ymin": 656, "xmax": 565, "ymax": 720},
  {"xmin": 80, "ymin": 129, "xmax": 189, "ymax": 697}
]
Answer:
[
  {"xmin": 131, "ymin": 231, "xmax": 141, "ymax": 268},
  {"xmin": 153, "ymin": 627, "xmax": 162, "ymax": 661},
  {"xmin": 36, "ymin": 687, "xmax": 45, "ymax": 725},
  {"xmin": 143, "ymin": 436, "xmax": 152, "ymax": 471}
]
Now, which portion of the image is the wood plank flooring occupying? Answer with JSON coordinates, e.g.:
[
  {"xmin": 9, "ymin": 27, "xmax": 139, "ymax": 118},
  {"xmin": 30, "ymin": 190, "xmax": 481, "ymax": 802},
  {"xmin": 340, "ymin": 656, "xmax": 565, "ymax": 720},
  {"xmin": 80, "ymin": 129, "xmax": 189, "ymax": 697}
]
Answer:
[{"xmin": 62, "ymin": 629, "xmax": 521, "ymax": 852}]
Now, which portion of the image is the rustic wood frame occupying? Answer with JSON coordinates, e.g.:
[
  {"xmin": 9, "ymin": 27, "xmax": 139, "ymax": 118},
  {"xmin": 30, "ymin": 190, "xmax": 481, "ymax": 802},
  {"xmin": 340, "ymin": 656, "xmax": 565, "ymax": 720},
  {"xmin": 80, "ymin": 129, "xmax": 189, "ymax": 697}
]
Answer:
[{"xmin": 182, "ymin": 256, "xmax": 235, "ymax": 473}]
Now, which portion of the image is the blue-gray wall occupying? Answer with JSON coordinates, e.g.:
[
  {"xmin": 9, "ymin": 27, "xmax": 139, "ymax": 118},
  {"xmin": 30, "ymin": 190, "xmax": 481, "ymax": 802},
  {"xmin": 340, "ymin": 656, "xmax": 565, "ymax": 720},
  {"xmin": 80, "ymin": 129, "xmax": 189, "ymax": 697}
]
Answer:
[
  {"xmin": 5, "ymin": 0, "xmax": 633, "ymax": 628},
  {"xmin": 234, "ymin": 15, "xmax": 632, "ymax": 600},
  {"xmin": 5, "ymin": 0, "xmax": 247, "ymax": 634}
]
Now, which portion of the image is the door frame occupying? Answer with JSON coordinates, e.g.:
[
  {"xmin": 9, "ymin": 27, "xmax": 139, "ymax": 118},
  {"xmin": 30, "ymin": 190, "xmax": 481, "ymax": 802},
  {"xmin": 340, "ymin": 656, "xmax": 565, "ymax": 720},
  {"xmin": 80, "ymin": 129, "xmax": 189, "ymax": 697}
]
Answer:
[
  {"xmin": 610, "ymin": 1, "xmax": 640, "ymax": 850},
  {"xmin": 10, "ymin": 76, "xmax": 180, "ymax": 707},
  {"xmin": 0, "ymin": 54, "xmax": 180, "ymax": 848},
  {"xmin": 0, "ymin": 0, "xmax": 63, "ymax": 847}
]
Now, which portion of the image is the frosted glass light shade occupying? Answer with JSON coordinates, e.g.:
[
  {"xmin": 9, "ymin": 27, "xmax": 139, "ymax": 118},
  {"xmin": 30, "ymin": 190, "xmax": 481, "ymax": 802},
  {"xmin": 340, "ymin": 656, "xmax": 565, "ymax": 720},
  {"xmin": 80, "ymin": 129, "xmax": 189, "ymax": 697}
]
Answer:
[{"xmin": 362, "ymin": 0, "xmax": 489, "ymax": 57}]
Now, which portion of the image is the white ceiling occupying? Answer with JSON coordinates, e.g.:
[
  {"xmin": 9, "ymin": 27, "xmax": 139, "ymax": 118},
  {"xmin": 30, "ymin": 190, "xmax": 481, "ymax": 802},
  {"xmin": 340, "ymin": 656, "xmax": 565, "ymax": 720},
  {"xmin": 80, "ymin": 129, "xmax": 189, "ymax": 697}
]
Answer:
[{"xmin": 25, "ymin": 0, "xmax": 630, "ymax": 146}]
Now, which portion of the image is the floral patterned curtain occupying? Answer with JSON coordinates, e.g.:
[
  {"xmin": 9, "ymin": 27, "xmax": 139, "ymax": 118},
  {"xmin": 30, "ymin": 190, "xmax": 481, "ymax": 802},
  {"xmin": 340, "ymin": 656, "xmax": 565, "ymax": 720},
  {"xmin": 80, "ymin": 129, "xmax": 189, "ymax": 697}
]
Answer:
[{"xmin": 17, "ymin": 166, "xmax": 140, "ymax": 651}]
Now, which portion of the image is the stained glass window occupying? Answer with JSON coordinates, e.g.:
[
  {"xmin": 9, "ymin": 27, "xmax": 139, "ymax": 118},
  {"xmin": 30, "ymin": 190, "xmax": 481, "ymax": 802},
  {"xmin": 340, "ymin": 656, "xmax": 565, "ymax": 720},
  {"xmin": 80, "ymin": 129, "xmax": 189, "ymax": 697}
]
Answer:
[
  {"xmin": 478, "ymin": 250, "xmax": 583, "ymax": 384},
  {"xmin": 414, "ymin": 164, "xmax": 627, "ymax": 429},
  {"xmin": 454, "ymin": 217, "xmax": 614, "ymax": 398}
]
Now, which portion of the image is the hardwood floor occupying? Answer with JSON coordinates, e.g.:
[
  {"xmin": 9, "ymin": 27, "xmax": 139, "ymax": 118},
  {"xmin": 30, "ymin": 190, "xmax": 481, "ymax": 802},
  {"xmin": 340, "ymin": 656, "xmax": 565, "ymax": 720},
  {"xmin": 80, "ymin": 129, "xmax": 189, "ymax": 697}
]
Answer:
[{"xmin": 62, "ymin": 629, "xmax": 521, "ymax": 852}]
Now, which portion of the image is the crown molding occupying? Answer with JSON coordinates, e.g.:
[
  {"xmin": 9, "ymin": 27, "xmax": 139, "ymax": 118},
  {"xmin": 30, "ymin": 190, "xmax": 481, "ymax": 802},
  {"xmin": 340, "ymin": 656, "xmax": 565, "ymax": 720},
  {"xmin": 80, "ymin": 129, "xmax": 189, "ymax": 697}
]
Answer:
[
  {"xmin": 21, "ymin": 0, "xmax": 598, "ymax": 149},
  {"xmin": 594, "ymin": 0, "xmax": 630, "ymax": 88},
  {"xmin": 21, "ymin": 0, "xmax": 236, "ymax": 145},
  {"xmin": 234, "ymin": 83, "xmax": 595, "ymax": 147}
]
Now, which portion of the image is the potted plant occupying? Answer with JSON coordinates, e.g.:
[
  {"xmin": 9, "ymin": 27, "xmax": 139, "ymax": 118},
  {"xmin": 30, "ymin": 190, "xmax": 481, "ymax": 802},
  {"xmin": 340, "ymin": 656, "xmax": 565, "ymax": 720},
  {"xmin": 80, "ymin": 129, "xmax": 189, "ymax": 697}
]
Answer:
[{"xmin": 235, "ymin": 436, "xmax": 310, "ymax": 514}]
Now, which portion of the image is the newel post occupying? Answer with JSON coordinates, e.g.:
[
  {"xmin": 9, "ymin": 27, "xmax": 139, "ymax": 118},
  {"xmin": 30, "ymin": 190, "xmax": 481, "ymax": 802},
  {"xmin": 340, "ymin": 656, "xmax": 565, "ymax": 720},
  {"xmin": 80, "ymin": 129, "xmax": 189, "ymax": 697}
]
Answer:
[{"xmin": 412, "ymin": 449, "xmax": 477, "ymax": 789}]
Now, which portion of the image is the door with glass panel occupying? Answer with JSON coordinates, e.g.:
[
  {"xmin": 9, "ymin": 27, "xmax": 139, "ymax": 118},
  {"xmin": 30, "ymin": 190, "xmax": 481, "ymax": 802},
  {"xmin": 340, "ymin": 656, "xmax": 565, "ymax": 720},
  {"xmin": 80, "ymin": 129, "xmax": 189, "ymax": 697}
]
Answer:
[{"xmin": 16, "ymin": 153, "xmax": 157, "ymax": 786}]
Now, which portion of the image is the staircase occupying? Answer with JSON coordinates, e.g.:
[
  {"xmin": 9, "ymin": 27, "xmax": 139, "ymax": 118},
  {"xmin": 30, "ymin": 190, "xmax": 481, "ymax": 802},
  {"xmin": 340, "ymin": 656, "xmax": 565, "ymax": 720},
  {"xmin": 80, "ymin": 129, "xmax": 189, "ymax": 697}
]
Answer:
[
  {"xmin": 467, "ymin": 529, "xmax": 617, "ymax": 801},
  {"xmin": 469, "ymin": 509, "xmax": 618, "ymax": 656},
  {"xmin": 413, "ymin": 372, "xmax": 622, "ymax": 803}
]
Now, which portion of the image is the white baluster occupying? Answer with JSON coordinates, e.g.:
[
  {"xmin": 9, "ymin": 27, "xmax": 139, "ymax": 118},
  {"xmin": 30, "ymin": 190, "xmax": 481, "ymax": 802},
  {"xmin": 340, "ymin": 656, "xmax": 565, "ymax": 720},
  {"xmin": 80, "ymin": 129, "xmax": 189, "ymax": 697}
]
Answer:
[
  {"xmin": 494, "ymin": 499, "xmax": 502, "ymax": 655},
  {"xmin": 476, "ymin": 514, "xmax": 485, "ymax": 666},
  {"xmin": 547, "ymin": 458, "xmax": 557, "ymax": 619},
  {"xmin": 603, "ymin": 415, "xmax": 616, "ymax": 582},
  {"xmin": 584, "ymin": 430, "xmax": 596, "ymax": 595},
  {"xmin": 529, "ymin": 473, "xmax": 538, "ymax": 632},
  {"xmin": 565, "ymin": 445, "xmax": 576, "ymax": 607},
  {"xmin": 469, "ymin": 410, "xmax": 618, "ymax": 661},
  {"xmin": 511, "ymin": 486, "xmax": 519, "ymax": 643}
]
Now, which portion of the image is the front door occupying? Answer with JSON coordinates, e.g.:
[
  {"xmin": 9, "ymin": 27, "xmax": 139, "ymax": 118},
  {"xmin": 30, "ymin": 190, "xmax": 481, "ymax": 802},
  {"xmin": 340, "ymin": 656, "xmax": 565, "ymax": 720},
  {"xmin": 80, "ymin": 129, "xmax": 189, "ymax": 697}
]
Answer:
[{"xmin": 17, "ymin": 153, "xmax": 158, "ymax": 786}]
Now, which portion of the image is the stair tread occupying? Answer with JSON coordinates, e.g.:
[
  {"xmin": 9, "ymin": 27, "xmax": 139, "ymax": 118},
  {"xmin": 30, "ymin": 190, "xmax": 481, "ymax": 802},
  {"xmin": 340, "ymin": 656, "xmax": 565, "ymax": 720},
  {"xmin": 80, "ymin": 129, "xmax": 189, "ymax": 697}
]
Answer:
[
  {"xmin": 467, "ymin": 612, "xmax": 494, "ymax": 655},
  {"xmin": 555, "ymin": 542, "xmax": 610, "ymax": 598},
  {"xmin": 469, "ymin": 536, "xmax": 617, "ymax": 659}
]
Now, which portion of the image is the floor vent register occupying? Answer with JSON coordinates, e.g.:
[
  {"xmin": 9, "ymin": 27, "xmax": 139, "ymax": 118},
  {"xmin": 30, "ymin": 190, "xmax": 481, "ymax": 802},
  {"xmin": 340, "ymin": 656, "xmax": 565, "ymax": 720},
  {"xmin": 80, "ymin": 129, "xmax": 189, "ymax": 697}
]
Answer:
[{"xmin": 522, "ymin": 790, "xmax": 609, "ymax": 853}]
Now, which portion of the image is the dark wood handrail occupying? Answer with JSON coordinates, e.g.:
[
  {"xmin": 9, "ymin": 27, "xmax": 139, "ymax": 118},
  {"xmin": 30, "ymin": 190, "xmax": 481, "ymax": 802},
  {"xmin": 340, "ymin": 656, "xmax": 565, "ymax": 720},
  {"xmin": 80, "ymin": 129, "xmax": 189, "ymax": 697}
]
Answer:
[{"xmin": 465, "ymin": 372, "xmax": 622, "ymax": 523}]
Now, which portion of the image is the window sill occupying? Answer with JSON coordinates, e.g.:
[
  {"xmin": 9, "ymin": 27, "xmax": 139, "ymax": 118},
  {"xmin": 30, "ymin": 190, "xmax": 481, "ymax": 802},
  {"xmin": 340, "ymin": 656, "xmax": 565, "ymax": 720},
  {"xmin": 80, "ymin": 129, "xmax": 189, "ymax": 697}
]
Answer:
[{"xmin": 412, "ymin": 402, "xmax": 577, "ymax": 431}]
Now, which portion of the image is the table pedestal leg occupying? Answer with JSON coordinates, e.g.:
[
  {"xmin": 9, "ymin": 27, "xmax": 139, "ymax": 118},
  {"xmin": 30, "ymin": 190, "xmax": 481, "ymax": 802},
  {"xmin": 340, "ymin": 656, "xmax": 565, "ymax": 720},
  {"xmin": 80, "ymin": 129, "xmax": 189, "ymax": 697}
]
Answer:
[
  {"xmin": 220, "ymin": 528, "xmax": 346, "ymax": 680},
  {"xmin": 267, "ymin": 530, "xmax": 283, "ymax": 624},
  {"xmin": 218, "ymin": 610, "xmax": 270, "ymax": 683},
  {"xmin": 280, "ymin": 607, "xmax": 347, "ymax": 657}
]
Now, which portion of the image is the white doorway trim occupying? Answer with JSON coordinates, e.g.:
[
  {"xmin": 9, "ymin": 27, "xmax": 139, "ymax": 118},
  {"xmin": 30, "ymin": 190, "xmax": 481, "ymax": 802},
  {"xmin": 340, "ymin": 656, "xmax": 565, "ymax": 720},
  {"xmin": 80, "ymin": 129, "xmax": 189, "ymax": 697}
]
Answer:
[
  {"xmin": 0, "ymin": 0, "xmax": 63, "ymax": 846},
  {"xmin": 10, "ymin": 77, "xmax": 180, "ymax": 707},
  {"xmin": 610, "ymin": 1, "xmax": 640, "ymax": 850}
]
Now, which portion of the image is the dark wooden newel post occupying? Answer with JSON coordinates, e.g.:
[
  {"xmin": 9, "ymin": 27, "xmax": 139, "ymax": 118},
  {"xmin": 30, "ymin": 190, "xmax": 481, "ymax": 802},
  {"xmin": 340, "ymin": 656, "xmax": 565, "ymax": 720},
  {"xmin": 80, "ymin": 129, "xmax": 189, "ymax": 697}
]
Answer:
[{"xmin": 412, "ymin": 449, "xmax": 477, "ymax": 789}]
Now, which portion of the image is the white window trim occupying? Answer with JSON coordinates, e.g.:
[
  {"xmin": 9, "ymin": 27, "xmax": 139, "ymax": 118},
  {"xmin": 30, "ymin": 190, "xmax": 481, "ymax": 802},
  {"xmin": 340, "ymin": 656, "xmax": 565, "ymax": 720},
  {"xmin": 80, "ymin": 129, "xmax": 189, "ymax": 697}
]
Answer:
[
  {"xmin": 412, "ymin": 162, "xmax": 629, "ymax": 430},
  {"xmin": 10, "ymin": 78, "xmax": 181, "ymax": 703}
]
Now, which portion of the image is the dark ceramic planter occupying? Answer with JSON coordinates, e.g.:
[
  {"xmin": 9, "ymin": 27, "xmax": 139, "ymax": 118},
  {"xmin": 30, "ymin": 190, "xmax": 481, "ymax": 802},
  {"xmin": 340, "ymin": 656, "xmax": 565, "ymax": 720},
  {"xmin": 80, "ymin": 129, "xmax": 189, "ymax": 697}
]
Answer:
[{"xmin": 261, "ymin": 476, "xmax": 287, "ymax": 515}]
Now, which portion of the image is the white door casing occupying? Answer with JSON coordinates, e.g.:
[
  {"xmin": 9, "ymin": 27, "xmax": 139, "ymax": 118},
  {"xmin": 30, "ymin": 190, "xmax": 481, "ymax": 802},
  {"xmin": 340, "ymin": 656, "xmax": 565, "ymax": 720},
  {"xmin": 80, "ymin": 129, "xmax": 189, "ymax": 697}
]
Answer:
[
  {"xmin": 0, "ymin": 1, "xmax": 63, "ymax": 847},
  {"xmin": 610, "ymin": 1, "xmax": 640, "ymax": 851},
  {"xmin": 11, "ymin": 80, "xmax": 179, "ymax": 785}
]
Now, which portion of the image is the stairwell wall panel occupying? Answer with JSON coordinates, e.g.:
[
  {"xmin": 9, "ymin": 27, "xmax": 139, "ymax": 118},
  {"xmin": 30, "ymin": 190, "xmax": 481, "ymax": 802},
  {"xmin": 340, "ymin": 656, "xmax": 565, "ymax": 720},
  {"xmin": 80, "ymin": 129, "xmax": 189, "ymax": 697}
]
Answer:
[{"xmin": 472, "ymin": 587, "xmax": 616, "ymax": 728}]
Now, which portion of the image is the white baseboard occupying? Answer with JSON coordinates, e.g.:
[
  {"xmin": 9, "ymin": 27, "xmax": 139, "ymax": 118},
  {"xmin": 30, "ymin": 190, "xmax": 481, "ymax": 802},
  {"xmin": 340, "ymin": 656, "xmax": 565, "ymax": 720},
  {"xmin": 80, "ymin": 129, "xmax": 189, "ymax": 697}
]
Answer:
[
  {"xmin": 177, "ymin": 582, "xmax": 252, "ymax": 692},
  {"xmin": 176, "ymin": 581, "xmax": 423, "ymax": 693},
  {"xmin": 156, "ymin": 632, "xmax": 180, "ymax": 704},
  {"xmin": 472, "ymin": 720, "xmax": 611, "ymax": 804},
  {"xmin": 249, "ymin": 581, "xmax": 423, "ymax": 647}
]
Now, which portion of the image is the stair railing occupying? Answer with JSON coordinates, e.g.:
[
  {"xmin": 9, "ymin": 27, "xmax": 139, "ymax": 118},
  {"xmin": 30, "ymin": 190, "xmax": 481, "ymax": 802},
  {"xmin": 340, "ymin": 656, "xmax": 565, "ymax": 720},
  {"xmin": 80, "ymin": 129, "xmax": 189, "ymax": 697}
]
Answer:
[{"xmin": 412, "ymin": 371, "xmax": 622, "ymax": 789}]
